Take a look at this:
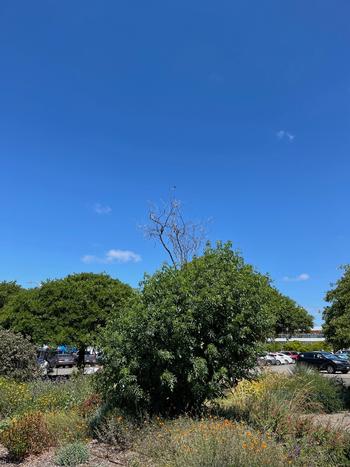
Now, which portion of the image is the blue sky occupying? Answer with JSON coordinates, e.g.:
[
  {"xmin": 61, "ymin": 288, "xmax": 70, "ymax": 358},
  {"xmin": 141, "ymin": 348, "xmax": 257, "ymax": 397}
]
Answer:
[{"xmin": 1, "ymin": 1, "xmax": 349, "ymax": 325}]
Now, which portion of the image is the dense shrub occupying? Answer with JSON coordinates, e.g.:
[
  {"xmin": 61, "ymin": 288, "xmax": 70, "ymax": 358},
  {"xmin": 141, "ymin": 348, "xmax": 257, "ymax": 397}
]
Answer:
[
  {"xmin": 264, "ymin": 341, "xmax": 332, "ymax": 352},
  {"xmin": 0, "ymin": 378, "xmax": 31, "ymax": 418},
  {"xmin": 92, "ymin": 408, "xmax": 136, "ymax": 448},
  {"xmin": 215, "ymin": 369, "xmax": 350, "ymax": 465},
  {"xmin": 0, "ymin": 375, "xmax": 94, "ymax": 420},
  {"xmin": 77, "ymin": 393, "xmax": 102, "ymax": 418},
  {"xmin": 0, "ymin": 330, "xmax": 38, "ymax": 381},
  {"xmin": 132, "ymin": 417, "xmax": 288, "ymax": 467},
  {"xmin": 290, "ymin": 366, "xmax": 345, "ymax": 413},
  {"xmin": 30, "ymin": 375, "xmax": 94, "ymax": 412},
  {"xmin": 44, "ymin": 410, "xmax": 87, "ymax": 444},
  {"xmin": 0, "ymin": 411, "xmax": 53, "ymax": 460},
  {"xmin": 98, "ymin": 243, "xmax": 274, "ymax": 415},
  {"xmin": 55, "ymin": 441, "xmax": 89, "ymax": 466},
  {"xmin": 222, "ymin": 367, "xmax": 345, "ymax": 427}
]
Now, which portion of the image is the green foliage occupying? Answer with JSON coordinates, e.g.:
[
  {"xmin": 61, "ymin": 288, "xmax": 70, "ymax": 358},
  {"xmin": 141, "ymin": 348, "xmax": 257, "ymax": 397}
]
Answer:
[
  {"xmin": 98, "ymin": 242, "xmax": 275, "ymax": 415},
  {"xmin": 0, "ymin": 378, "xmax": 31, "ymax": 418},
  {"xmin": 92, "ymin": 408, "xmax": 135, "ymax": 448},
  {"xmin": 45, "ymin": 410, "xmax": 87, "ymax": 444},
  {"xmin": 28, "ymin": 375, "xmax": 94, "ymax": 413},
  {"xmin": 132, "ymin": 415, "xmax": 350, "ymax": 467},
  {"xmin": 0, "ymin": 329, "xmax": 38, "ymax": 381},
  {"xmin": 0, "ymin": 411, "xmax": 54, "ymax": 460},
  {"xmin": 222, "ymin": 367, "xmax": 345, "ymax": 424},
  {"xmin": 0, "ymin": 273, "xmax": 134, "ymax": 353},
  {"xmin": 323, "ymin": 265, "xmax": 350, "ymax": 350},
  {"xmin": 267, "ymin": 287, "xmax": 313, "ymax": 336},
  {"xmin": 215, "ymin": 370, "xmax": 350, "ymax": 466},
  {"xmin": 264, "ymin": 341, "xmax": 332, "ymax": 352},
  {"xmin": 0, "ymin": 375, "xmax": 93, "ymax": 420},
  {"xmin": 55, "ymin": 441, "xmax": 89, "ymax": 466},
  {"xmin": 0, "ymin": 379, "xmax": 92, "ymax": 460},
  {"xmin": 0, "ymin": 281, "xmax": 23, "ymax": 309},
  {"xmin": 291, "ymin": 366, "xmax": 345, "ymax": 413},
  {"xmin": 132, "ymin": 417, "xmax": 287, "ymax": 467}
]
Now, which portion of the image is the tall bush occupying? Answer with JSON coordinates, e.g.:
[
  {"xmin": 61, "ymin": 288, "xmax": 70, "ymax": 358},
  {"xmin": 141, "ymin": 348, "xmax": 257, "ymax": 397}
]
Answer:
[
  {"xmin": 0, "ymin": 330, "xmax": 38, "ymax": 381},
  {"xmin": 0, "ymin": 412, "xmax": 53, "ymax": 460},
  {"xmin": 97, "ymin": 242, "xmax": 274, "ymax": 415}
]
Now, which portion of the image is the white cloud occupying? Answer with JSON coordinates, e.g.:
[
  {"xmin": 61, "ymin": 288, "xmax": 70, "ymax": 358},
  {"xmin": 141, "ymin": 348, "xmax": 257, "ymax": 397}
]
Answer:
[
  {"xmin": 93, "ymin": 203, "xmax": 112, "ymax": 215},
  {"xmin": 277, "ymin": 130, "xmax": 295, "ymax": 142},
  {"xmin": 282, "ymin": 273, "xmax": 310, "ymax": 282},
  {"xmin": 105, "ymin": 249, "xmax": 141, "ymax": 263},
  {"xmin": 82, "ymin": 249, "xmax": 141, "ymax": 264}
]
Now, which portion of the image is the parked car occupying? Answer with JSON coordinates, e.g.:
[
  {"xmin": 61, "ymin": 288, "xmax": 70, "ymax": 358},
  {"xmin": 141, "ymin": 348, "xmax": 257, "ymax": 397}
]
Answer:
[
  {"xmin": 258, "ymin": 353, "xmax": 277, "ymax": 366},
  {"xmin": 298, "ymin": 351, "xmax": 350, "ymax": 374},
  {"xmin": 336, "ymin": 350, "xmax": 350, "ymax": 361},
  {"xmin": 274, "ymin": 352, "xmax": 294, "ymax": 364},
  {"xmin": 281, "ymin": 351, "xmax": 299, "ymax": 361},
  {"xmin": 37, "ymin": 348, "xmax": 77, "ymax": 368},
  {"xmin": 335, "ymin": 353, "xmax": 350, "ymax": 363},
  {"xmin": 268, "ymin": 353, "xmax": 288, "ymax": 365},
  {"xmin": 84, "ymin": 352, "xmax": 97, "ymax": 365}
]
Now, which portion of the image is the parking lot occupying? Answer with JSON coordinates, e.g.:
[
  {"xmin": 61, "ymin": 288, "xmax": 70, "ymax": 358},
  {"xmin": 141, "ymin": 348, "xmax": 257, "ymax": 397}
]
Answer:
[{"xmin": 267, "ymin": 363, "xmax": 350, "ymax": 387}]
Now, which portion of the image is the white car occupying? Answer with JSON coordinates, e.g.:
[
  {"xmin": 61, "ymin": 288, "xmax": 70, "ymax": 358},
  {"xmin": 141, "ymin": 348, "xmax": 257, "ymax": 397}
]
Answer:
[
  {"xmin": 258, "ymin": 354, "xmax": 277, "ymax": 366},
  {"xmin": 275, "ymin": 352, "xmax": 294, "ymax": 364},
  {"xmin": 268, "ymin": 353, "xmax": 288, "ymax": 365}
]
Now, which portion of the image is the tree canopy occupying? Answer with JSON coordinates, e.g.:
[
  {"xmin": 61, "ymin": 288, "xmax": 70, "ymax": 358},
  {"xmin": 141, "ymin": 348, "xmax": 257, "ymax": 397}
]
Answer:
[
  {"xmin": 323, "ymin": 265, "xmax": 350, "ymax": 350},
  {"xmin": 0, "ymin": 281, "xmax": 23, "ymax": 310},
  {"xmin": 267, "ymin": 288, "xmax": 313, "ymax": 336},
  {"xmin": 0, "ymin": 273, "xmax": 134, "ymax": 356},
  {"xmin": 97, "ymin": 242, "xmax": 275, "ymax": 415}
]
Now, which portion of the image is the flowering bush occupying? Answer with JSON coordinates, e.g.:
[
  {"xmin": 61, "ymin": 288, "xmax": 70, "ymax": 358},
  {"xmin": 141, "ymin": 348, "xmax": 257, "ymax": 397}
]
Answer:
[
  {"xmin": 131, "ymin": 415, "xmax": 350, "ymax": 466},
  {"xmin": 0, "ymin": 375, "xmax": 94, "ymax": 420},
  {"xmin": 44, "ymin": 410, "xmax": 87, "ymax": 444},
  {"xmin": 216, "ymin": 369, "xmax": 350, "ymax": 465},
  {"xmin": 0, "ymin": 378, "xmax": 31, "ymax": 418},
  {"xmin": 225, "ymin": 366, "xmax": 345, "ymax": 428},
  {"xmin": 132, "ymin": 417, "xmax": 286, "ymax": 467},
  {"xmin": 0, "ymin": 411, "xmax": 54, "ymax": 460}
]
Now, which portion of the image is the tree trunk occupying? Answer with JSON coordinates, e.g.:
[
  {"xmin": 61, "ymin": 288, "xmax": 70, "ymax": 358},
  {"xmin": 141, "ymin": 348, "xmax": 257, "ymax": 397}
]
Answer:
[{"xmin": 77, "ymin": 345, "xmax": 85, "ymax": 371}]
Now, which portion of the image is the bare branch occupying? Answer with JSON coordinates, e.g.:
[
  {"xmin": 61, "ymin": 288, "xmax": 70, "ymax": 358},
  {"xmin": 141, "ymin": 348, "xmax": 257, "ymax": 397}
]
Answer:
[{"xmin": 142, "ymin": 194, "xmax": 208, "ymax": 268}]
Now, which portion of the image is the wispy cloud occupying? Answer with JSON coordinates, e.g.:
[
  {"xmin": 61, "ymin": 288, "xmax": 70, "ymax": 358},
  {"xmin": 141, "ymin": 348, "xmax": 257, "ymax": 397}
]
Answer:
[
  {"xmin": 277, "ymin": 130, "xmax": 295, "ymax": 142},
  {"xmin": 282, "ymin": 273, "xmax": 310, "ymax": 282},
  {"xmin": 82, "ymin": 249, "xmax": 141, "ymax": 264},
  {"xmin": 93, "ymin": 203, "xmax": 112, "ymax": 215}
]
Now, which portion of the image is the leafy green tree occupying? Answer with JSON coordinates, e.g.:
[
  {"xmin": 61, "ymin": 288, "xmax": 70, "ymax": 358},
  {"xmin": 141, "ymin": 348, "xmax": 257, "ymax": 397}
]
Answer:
[
  {"xmin": 0, "ymin": 281, "xmax": 23, "ymax": 309},
  {"xmin": 267, "ymin": 288, "xmax": 313, "ymax": 336},
  {"xmin": 97, "ymin": 242, "xmax": 275, "ymax": 416},
  {"xmin": 323, "ymin": 265, "xmax": 350, "ymax": 350},
  {"xmin": 0, "ymin": 329, "xmax": 38, "ymax": 381},
  {"xmin": 0, "ymin": 273, "xmax": 134, "ymax": 365},
  {"xmin": 264, "ymin": 341, "xmax": 332, "ymax": 353}
]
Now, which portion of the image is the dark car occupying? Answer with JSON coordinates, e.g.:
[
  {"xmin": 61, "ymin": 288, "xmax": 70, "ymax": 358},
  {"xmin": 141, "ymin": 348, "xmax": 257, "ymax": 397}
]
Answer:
[
  {"xmin": 336, "ymin": 351, "xmax": 350, "ymax": 361},
  {"xmin": 335, "ymin": 354, "xmax": 350, "ymax": 363},
  {"xmin": 84, "ymin": 352, "xmax": 97, "ymax": 365},
  {"xmin": 298, "ymin": 351, "xmax": 350, "ymax": 374},
  {"xmin": 37, "ymin": 349, "xmax": 77, "ymax": 368}
]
